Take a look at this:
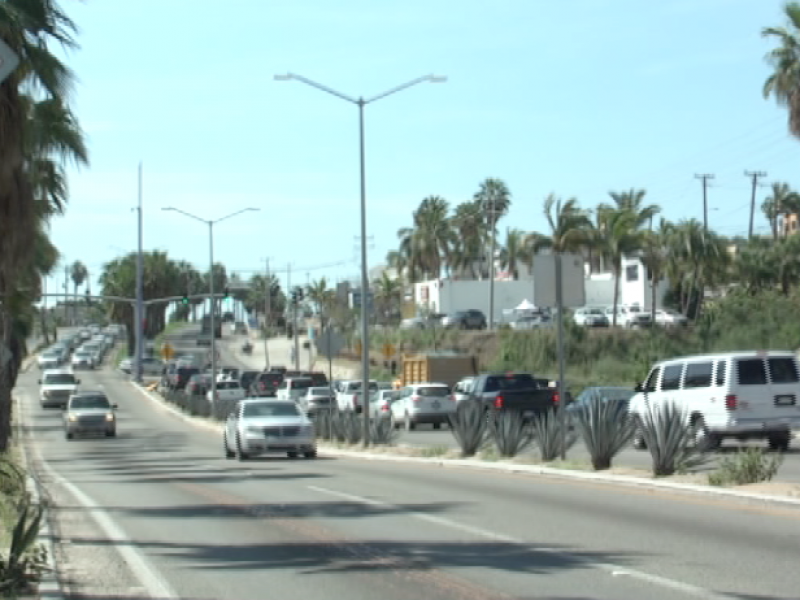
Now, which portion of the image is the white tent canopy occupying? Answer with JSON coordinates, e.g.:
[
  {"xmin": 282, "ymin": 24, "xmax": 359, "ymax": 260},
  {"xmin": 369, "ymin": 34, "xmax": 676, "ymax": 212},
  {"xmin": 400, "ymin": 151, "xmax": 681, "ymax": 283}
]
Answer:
[{"xmin": 515, "ymin": 299, "xmax": 537, "ymax": 311}]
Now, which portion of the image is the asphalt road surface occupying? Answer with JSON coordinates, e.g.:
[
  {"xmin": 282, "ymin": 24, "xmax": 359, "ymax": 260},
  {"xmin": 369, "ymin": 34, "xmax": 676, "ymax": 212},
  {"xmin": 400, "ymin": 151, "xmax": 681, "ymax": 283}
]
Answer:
[
  {"xmin": 12, "ymin": 332, "xmax": 800, "ymax": 599},
  {"xmin": 198, "ymin": 327, "xmax": 800, "ymax": 486}
]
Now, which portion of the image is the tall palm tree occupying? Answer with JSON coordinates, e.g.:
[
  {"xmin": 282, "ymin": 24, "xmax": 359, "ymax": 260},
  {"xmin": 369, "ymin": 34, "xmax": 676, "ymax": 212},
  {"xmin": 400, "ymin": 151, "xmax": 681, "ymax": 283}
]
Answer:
[
  {"xmin": 69, "ymin": 260, "xmax": 88, "ymax": 325},
  {"xmin": 397, "ymin": 196, "xmax": 452, "ymax": 281},
  {"xmin": 639, "ymin": 220, "xmax": 672, "ymax": 323},
  {"xmin": 594, "ymin": 207, "xmax": 643, "ymax": 326},
  {"xmin": 605, "ymin": 189, "xmax": 660, "ymax": 229},
  {"xmin": 763, "ymin": 2, "xmax": 800, "ymax": 138},
  {"xmin": 449, "ymin": 200, "xmax": 486, "ymax": 278},
  {"xmin": 498, "ymin": 228, "xmax": 530, "ymax": 280},
  {"xmin": 372, "ymin": 273, "xmax": 403, "ymax": 325},
  {"xmin": 474, "ymin": 178, "xmax": 511, "ymax": 280},
  {"xmin": 306, "ymin": 277, "xmax": 336, "ymax": 322},
  {"xmin": 761, "ymin": 182, "xmax": 800, "ymax": 238}
]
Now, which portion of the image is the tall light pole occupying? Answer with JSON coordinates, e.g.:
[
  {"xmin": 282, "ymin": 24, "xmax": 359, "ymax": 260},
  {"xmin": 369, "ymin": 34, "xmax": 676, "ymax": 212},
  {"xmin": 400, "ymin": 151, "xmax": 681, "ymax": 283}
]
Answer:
[
  {"xmin": 275, "ymin": 72, "xmax": 446, "ymax": 446},
  {"xmin": 134, "ymin": 163, "xmax": 144, "ymax": 383},
  {"xmin": 161, "ymin": 207, "xmax": 259, "ymax": 404}
]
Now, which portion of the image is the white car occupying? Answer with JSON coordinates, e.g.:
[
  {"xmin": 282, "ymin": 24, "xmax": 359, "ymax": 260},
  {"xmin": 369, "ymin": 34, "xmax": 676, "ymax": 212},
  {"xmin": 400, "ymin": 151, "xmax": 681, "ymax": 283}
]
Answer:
[
  {"xmin": 39, "ymin": 369, "xmax": 80, "ymax": 409},
  {"xmin": 276, "ymin": 377, "xmax": 314, "ymax": 403},
  {"xmin": 223, "ymin": 399, "xmax": 316, "ymax": 460},
  {"xmin": 300, "ymin": 387, "xmax": 336, "ymax": 414},
  {"xmin": 654, "ymin": 309, "xmax": 688, "ymax": 327},
  {"xmin": 452, "ymin": 377, "xmax": 475, "ymax": 404},
  {"xmin": 207, "ymin": 380, "xmax": 246, "ymax": 404},
  {"xmin": 370, "ymin": 389, "xmax": 400, "ymax": 417},
  {"xmin": 629, "ymin": 351, "xmax": 800, "ymax": 451},
  {"xmin": 390, "ymin": 382, "xmax": 456, "ymax": 430},
  {"xmin": 605, "ymin": 305, "xmax": 652, "ymax": 328},
  {"xmin": 71, "ymin": 350, "xmax": 95, "ymax": 370},
  {"xmin": 37, "ymin": 350, "xmax": 63, "ymax": 370},
  {"xmin": 573, "ymin": 307, "xmax": 610, "ymax": 327},
  {"xmin": 335, "ymin": 379, "xmax": 379, "ymax": 413}
]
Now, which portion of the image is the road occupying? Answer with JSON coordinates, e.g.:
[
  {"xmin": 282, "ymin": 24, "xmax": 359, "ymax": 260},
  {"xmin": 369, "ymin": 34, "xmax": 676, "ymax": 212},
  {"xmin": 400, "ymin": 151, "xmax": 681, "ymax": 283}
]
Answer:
[
  {"xmin": 202, "ymin": 328, "xmax": 800, "ymax": 485},
  {"xmin": 12, "ymin": 334, "xmax": 800, "ymax": 599}
]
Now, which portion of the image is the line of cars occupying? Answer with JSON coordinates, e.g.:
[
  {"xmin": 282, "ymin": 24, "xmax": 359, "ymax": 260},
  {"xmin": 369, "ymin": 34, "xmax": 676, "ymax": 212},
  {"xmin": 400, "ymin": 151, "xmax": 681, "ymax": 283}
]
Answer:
[{"xmin": 37, "ymin": 324, "xmax": 123, "ymax": 372}]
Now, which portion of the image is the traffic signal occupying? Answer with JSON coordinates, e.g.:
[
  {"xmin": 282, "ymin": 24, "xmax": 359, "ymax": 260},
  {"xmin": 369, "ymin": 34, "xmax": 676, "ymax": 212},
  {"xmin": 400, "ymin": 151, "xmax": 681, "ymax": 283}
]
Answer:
[
  {"xmin": 290, "ymin": 289, "xmax": 298, "ymax": 304},
  {"xmin": 297, "ymin": 287, "xmax": 304, "ymax": 301},
  {"xmin": 223, "ymin": 287, "xmax": 230, "ymax": 299},
  {"xmin": 181, "ymin": 295, "xmax": 189, "ymax": 305}
]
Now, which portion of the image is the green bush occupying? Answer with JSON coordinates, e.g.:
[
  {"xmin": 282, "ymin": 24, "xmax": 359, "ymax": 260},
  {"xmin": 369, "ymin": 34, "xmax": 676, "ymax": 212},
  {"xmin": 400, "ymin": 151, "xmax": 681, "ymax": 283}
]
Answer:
[{"xmin": 708, "ymin": 448, "xmax": 783, "ymax": 486}]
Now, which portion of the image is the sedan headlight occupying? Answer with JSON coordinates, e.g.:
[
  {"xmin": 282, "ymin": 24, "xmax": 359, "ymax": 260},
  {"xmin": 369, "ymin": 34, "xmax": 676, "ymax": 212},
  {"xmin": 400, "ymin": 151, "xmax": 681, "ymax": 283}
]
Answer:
[
  {"xmin": 105, "ymin": 413, "xmax": 115, "ymax": 422},
  {"xmin": 68, "ymin": 414, "xmax": 77, "ymax": 422}
]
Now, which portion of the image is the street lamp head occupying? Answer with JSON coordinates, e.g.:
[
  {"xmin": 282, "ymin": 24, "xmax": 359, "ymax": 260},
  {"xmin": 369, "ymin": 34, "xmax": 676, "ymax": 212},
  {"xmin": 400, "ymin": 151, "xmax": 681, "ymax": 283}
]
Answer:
[
  {"xmin": 274, "ymin": 73, "xmax": 294, "ymax": 81},
  {"xmin": 428, "ymin": 75, "xmax": 448, "ymax": 83},
  {"xmin": 161, "ymin": 207, "xmax": 175, "ymax": 212}
]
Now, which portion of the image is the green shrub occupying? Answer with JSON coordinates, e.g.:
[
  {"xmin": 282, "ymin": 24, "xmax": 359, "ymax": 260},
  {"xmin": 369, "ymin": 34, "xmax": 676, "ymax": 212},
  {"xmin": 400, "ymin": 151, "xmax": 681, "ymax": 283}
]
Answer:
[
  {"xmin": 708, "ymin": 448, "xmax": 783, "ymax": 486},
  {"xmin": 0, "ymin": 496, "xmax": 48, "ymax": 597}
]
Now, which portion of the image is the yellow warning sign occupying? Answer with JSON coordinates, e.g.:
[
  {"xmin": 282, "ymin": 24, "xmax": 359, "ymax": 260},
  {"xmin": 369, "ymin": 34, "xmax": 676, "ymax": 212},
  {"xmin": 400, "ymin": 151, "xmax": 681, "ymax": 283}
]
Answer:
[{"xmin": 161, "ymin": 343, "xmax": 174, "ymax": 360}]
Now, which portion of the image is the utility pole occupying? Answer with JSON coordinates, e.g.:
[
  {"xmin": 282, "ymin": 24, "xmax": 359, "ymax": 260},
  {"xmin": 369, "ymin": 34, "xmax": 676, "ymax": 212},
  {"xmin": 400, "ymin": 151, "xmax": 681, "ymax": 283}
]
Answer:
[
  {"xmin": 695, "ymin": 174, "xmax": 714, "ymax": 232},
  {"xmin": 488, "ymin": 197, "xmax": 497, "ymax": 330},
  {"xmin": 134, "ymin": 163, "xmax": 145, "ymax": 383},
  {"xmin": 63, "ymin": 264, "xmax": 69, "ymax": 326},
  {"xmin": 745, "ymin": 170, "xmax": 767, "ymax": 239},
  {"xmin": 263, "ymin": 258, "xmax": 271, "ymax": 371}
]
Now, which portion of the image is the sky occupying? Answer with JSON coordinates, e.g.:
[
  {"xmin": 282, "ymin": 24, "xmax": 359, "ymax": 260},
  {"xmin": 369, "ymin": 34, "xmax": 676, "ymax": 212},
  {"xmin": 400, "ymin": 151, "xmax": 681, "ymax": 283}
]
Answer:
[{"xmin": 45, "ymin": 0, "xmax": 799, "ymax": 298}]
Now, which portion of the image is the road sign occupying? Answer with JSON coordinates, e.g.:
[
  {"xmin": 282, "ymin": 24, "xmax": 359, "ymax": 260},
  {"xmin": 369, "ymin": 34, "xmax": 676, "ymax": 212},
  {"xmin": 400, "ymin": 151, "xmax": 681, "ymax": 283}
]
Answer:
[
  {"xmin": 382, "ymin": 343, "xmax": 395, "ymax": 358},
  {"xmin": 0, "ymin": 39, "xmax": 19, "ymax": 85},
  {"xmin": 315, "ymin": 328, "xmax": 345, "ymax": 360},
  {"xmin": 161, "ymin": 342, "xmax": 174, "ymax": 360},
  {"xmin": 533, "ymin": 252, "xmax": 586, "ymax": 308},
  {"xmin": 354, "ymin": 340, "xmax": 363, "ymax": 356}
]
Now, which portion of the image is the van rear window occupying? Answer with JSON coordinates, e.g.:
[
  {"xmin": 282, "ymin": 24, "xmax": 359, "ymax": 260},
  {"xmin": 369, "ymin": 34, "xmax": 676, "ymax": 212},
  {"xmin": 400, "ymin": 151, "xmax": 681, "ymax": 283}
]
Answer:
[
  {"xmin": 768, "ymin": 357, "xmax": 799, "ymax": 383},
  {"xmin": 737, "ymin": 359, "xmax": 767, "ymax": 385}
]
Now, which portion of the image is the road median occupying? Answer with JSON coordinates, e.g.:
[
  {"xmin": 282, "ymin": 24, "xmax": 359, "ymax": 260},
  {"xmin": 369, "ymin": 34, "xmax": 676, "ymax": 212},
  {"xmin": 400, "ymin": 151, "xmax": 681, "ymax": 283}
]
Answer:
[{"xmin": 128, "ymin": 380, "xmax": 800, "ymax": 508}]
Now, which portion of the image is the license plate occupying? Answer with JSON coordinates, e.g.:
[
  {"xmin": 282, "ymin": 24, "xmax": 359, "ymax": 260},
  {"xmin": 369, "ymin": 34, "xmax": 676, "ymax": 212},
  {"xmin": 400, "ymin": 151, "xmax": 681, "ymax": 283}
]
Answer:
[
  {"xmin": 431, "ymin": 400, "xmax": 441, "ymax": 409},
  {"xmin": 775, "ymin": 395, "xmax": 796, "ymax": 406}
]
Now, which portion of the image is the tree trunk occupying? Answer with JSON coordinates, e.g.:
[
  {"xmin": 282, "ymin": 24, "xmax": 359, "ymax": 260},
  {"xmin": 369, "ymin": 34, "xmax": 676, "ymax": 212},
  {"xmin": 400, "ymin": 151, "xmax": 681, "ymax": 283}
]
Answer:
[
  {"xmin": 651, "ymin": 275, "xmax": 658, "ymax": 324},
  {"xmin": 611, "ymin": 264, "xmax": 621, "ymax": 327}
]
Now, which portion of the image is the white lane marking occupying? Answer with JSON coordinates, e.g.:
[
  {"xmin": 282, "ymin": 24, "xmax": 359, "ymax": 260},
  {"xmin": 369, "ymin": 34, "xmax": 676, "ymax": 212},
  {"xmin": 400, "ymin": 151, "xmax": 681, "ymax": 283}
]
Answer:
[
  {"xmin": 308, "ymin": 485, "xmax": 736, "ymax": 600},
  {"xmin": 24, "ymin": 410, "xmax": 179, "ymax": 598}
]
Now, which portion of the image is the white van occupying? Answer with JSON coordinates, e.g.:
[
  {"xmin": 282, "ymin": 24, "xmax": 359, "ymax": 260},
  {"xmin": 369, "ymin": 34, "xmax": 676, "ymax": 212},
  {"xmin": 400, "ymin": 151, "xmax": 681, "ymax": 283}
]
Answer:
[
  {"xmin": 628, "ymin": 351, "xmax": 800, "ymax": 451},
  {"xmin": 275, "ymin": 377, "xmax": 314, "ymax": 403}
]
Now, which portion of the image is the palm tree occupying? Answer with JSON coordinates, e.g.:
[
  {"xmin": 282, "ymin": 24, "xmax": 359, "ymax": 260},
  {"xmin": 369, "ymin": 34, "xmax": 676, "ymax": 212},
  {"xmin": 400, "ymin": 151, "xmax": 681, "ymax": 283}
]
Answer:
[
  {"xmin": 373, "ymin": 273, "xmax": 403, "ymax": 325},
  {"xmin": 763, "ymin": 3, "xmax": 800, "ymax": 138},
  {"xmin": 498, "ymin": 228, "xmax": 530, "ymax": 280},
  {"xmin": 605, "ymin": 189, "xmax": 660, "ymax": 229},
  {"xmin": 474, "ymin": 178, "xmax": 511, "ymax": 280},
  {"xmin": 639, "ymin": 220, "xmax": 672, "ymax": 323},
  {"xmin": 761, "ymin": 182, "xmax": 800, "ymax": 238},
  {"xmin": 533, "ymin": 195, "xmax": 592, "ymax": 254},
  {"xmin": 594, "ymin": 207, "xmax": 643, "ymax": 326},
  {"xmin": 397, "ymin": 196, "xmax": 452, "ymax": 281},
  {"xmin": 449, "ymin": 200, "xmax": 486, "ymax": 278},
  {"xmin": 306, "ymin": 277, "xmax": 336, "ymax": 323},
  {"xmin": 70, "ymin": 260, "xmax": 88, "ymax": 326}
]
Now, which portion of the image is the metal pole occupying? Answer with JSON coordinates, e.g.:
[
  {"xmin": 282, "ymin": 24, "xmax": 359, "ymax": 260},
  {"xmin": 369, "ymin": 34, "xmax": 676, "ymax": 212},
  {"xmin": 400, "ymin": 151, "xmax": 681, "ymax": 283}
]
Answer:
[
  {"xmin": 287, "ymin": 263, "xmax": 291, "ymax": 338},
  {"xmin": 209, "ymin": 221, "xmax": 218, "ymax": 404},
  {"xmin": 358, "ymin": 99, "xmax": 371, "ymax": 447},
  {"xmin": 555, "ymin": 253, "xmax": 567, "ymax": 461},
  {"xmin": 134, "ymin": 163, "xmax": 144, "ymax": 383},
  {"xmin": 293, "ymin": 292, "xmax": 300, "ymax": 371},
  {"xmin": 263, "ymin": 258, "xmax": 271, "ymax": 371},
  {"xmin": 488, "ymin": 201, "xmax": 497, "ymax": 330}
]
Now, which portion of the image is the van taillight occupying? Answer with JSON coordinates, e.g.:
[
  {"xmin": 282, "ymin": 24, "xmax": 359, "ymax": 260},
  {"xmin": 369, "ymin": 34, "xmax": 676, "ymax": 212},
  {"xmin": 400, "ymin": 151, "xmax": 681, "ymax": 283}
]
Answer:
[
  {"xmin": 411, "ymin": 395, "xmax": 421, "ymax": 403},
  {"xmin": 725, "ymin": 395, "xmax": 738, "ymax": 410},
  {"xmin": 494, "ymin": 395, "xmax": 504, "ymax": 409},
  {"xmin": 552, "ymin": 393, "xmax": 560, "ymax": 404}
]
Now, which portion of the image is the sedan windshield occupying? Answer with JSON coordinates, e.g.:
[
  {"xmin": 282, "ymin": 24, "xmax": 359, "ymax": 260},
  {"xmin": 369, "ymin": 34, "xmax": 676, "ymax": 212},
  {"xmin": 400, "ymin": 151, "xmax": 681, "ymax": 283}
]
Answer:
[
  {"xmin": 242, "ymin": 403, "xmax": 300, "ymax": 418},
  {"xmin": 43, "ymin": 374, "xmax": 76, "ymax": 385},
  {"xmin": 70, "ymin": 396, "xmax": 110, "ymax": 410}
]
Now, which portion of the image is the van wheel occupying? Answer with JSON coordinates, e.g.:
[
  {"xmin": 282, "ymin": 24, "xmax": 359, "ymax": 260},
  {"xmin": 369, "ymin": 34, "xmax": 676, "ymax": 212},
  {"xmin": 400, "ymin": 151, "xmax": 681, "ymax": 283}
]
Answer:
[
  {"xmin": 768, "ymin": 433, "xmax": 791, "ymax": 452},
  {"xmin": 692, "ymin": 416, "xmax": 720, "ymax": 451}
]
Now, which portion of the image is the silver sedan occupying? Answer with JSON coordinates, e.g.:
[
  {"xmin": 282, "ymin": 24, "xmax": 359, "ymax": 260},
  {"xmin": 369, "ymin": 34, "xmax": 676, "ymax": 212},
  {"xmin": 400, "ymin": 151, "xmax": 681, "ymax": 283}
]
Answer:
[
  {"xmin": 64, "ymin": 392, "xmax": 117, "ymax": 439},
  {"xmin": 223, "ymin": 399, "xmax": 316, "ymax": 460}
]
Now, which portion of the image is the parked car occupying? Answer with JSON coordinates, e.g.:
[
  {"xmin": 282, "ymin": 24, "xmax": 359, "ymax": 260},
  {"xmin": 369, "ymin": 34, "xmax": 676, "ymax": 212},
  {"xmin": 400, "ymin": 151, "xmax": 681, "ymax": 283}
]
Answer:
[
  {"xmin": 629, "ymin": 351, "xmax": 800, "ymax": 451},
  {"xmin": 300, "ymin": 386, "xmax": 336, "ymax": 415},
  {"xmin": 573, "ymin": 307, "xmax": 610, "ymax": 327},
  {"xmin": 441, "ymin": 310, "xmax": 487, "ymax": 330},
  {"xmin": 390, "ymin": 383, "xmax": 455, "ymax": 430},
  {"xmin": 605, "ymin": 305, "xmax": 652, "ymax": 328},
  {"xmin": 654, "ymin": 309, "xmax": 689, "ymax": 327},
  {"xmin": 223, "ymin": 399, "xmax": 316, "ymax": 460},
  {"xmin": 370, "ymin": 389, "xmax": 399, "ymax": 417},
  {"xmin": 64, "ymin": 392, "xmax": 117, "ymax": 439}
]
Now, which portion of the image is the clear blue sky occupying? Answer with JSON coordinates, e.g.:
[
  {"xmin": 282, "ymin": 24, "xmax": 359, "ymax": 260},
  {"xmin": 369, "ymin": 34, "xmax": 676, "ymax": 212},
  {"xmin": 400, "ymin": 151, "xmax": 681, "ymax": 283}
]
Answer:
[{"xmin": 47, "ymin": 0, "xmax": 797, "ymax": 297}]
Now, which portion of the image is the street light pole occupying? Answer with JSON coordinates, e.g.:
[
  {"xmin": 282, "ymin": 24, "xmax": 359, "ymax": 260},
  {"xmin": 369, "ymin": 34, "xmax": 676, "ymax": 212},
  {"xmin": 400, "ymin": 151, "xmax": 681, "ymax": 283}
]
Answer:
[
  {"xmin": 161, "ymin": 207, "xmax": 259, "ymax": 406},
  {"xmin": 275, "ymin": 72, "xmax": 446, "ymax": 446},
  {"xmin": 134, "ymin": 162, "xmax": 144, "ymax": 383}
]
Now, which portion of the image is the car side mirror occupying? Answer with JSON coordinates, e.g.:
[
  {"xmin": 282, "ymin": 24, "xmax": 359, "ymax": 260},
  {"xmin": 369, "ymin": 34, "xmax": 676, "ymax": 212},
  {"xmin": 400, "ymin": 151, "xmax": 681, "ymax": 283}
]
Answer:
[
  {"xmin": 112, "ymin": 404, "xmax": 118, "ymax": 409},
  {"xmin": 76, "ymin": 379, "xmax": 81, "ymax": 384},
  {"xmin": 37, "ymin": 379, "xmax": 41, "ymax": 384}
]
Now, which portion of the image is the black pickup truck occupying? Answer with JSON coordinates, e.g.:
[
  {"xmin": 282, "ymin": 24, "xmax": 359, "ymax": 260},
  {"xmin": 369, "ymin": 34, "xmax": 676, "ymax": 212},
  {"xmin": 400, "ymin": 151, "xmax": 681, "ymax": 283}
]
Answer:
[{"xmin": 467, "ymin": 372, "xmax": 568, "ymax": 419}]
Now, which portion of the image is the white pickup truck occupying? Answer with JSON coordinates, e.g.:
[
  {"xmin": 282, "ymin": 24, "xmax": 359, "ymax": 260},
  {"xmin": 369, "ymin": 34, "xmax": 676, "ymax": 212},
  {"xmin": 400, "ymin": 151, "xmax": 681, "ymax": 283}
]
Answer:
[{"xmin": 335, "ymin": 379, "xmax": 379, "ymax": 413}]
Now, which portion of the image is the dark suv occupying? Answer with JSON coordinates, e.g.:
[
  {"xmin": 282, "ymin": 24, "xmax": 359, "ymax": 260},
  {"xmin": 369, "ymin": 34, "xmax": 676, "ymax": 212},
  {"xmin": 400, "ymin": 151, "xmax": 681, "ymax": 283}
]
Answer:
[
  {"xmin": 168, "ymin": 366, "xmax": 200, "ymax": 391},
  {"xmin": 250, "ymin": 372, "xmax": 284, "ymax": 397},
  {"xmin": 443, "ymin": 309, "xmax": 487, "ymax": 330}
]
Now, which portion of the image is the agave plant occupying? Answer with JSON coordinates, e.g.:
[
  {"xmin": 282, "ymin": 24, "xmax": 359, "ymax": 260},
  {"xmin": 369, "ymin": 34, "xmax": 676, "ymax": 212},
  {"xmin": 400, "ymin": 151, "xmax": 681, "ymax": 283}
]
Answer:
[
  {"xmin": 0, "ymin": 496, "xmax": 48, "ymax": 595},
  {"xmin": 314, "ymin": 410, "xmax": 332, "ymax": 441},
  {"xmin": 447, "ymin": 401, "xmax": 489, "ymax": 457},
  {"xmin": 637, "ymin": 402, "xmax": 707, "ymax": 477},
  {"xmin": 574, "ymin": 391, "xmax": 635, "ymax": 470},
  {"xmin": 532, "ymin": 408, "xmax": 576, "ymax": 462},
  {"xmin": 340, "ymin": 412, "xmax": 363, "ymax": 445},
  {"xmin": 0, "ymin": 456, "xmax": 24, "ymax": 495},
  {"xmin": 369, "ymin": 415, "xmax": 398, "ymax": 446},
  {"xmin": 489, "ymin": 410, "xmax": 533, "ymax": 457}
]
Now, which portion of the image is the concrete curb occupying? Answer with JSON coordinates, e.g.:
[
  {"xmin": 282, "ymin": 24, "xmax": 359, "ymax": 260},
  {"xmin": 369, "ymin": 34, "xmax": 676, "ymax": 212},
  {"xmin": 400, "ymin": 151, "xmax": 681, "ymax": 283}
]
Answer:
[
  {"xmin": 13, "ymin": 395, "xmax": 65, "ymax": 600},
  {"xmin": 127, "ymin": 381, "xmax": 800, "ymax": 508}
]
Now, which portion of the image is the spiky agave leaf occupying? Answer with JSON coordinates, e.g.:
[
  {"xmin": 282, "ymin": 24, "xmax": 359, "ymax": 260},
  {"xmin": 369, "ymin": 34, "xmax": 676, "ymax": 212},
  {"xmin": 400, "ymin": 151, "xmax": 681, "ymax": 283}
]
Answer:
[
  {"xmin": 342, "ymin": 412, "xmax": 363, "ymax": 445},
  {"xmin": 533, "ymin": 408, "xmax": 576, "ymax": 462},
  {"xmin": 489, "ymin": 409, "xmax": 533, "ymax": 457},
  {"xmin": 574, "ymin": 391, "xmax": 634, "ymax": 470},
  {"xmin": 447, "ymin": 401, "xmax": 489, "ymax": 457},
  {"xmin": 639, "ymin": 402, "xmax": 708, "ymax": 476},
  {"xmin": 369, "ymin": 414, "xmax": 398, "ymax": 446}
]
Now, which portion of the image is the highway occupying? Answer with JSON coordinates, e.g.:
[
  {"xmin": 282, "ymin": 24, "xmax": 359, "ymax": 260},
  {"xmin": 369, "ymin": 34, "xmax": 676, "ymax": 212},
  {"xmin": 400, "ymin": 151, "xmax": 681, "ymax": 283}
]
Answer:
[
  {"xmin": 13, "ymin": 336, "xmax": 800, "ymax": 599},
  {"xmin": 211, "ymin": 329, "xmax": 800, "ymax": 485}
]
